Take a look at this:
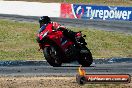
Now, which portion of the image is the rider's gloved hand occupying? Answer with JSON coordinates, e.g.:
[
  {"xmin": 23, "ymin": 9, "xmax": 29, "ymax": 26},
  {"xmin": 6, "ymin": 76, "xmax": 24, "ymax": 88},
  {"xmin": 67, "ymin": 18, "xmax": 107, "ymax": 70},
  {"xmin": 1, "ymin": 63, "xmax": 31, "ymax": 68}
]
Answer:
[{"xmin": 57, "ymin": 26, "xmax": 66, "ymax": 31}]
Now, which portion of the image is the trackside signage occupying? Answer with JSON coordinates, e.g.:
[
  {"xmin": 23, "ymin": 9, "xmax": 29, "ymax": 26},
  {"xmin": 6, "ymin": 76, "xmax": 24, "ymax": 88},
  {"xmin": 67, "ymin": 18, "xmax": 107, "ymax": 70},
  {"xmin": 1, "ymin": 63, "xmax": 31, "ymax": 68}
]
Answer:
[
  {"xmin": 61, "ymin": 4, "xmax": 132, "ymax": 21},
  {"xmin": 73, "ymin": 4, "xmax": 132, "ymax": 21},
  {"xmin": 76, "ymin": 66, "xmax": 131, "ymax": 85}
]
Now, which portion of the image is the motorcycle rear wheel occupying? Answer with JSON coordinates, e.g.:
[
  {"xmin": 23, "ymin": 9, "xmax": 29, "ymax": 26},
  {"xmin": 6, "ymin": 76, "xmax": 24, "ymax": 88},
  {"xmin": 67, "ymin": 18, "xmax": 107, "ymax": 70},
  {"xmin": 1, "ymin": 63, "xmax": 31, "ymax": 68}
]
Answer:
[
  {"xmin": 77, "ymin": 46, "xmax": 93, "ymax": 67},
  {"xmin": 43, "ymin": 46, "xmax": 62, "ymax": 67}
]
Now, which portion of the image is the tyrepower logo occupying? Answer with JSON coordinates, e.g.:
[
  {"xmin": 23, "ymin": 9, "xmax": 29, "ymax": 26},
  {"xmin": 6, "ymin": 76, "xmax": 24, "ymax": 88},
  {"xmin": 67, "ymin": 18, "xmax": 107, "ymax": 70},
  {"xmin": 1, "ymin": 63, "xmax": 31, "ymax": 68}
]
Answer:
[
  {"xmin": 76, "ymin": 66, "xmax": 131, "ymax": 85},
  {"xmin": 72, "ymin": 4, "xmax": 132, "ymax": 21},
  {"xmin": 85, "ymin": 7, "xmax": 131, "ymax": 20}
]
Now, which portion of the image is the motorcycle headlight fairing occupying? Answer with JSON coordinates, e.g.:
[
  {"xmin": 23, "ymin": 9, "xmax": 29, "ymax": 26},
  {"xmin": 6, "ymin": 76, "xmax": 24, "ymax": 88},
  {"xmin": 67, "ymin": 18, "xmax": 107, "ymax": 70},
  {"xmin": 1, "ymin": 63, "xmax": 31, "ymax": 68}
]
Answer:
[{"xmin": 42, "ymin": 31, "xmax": 49, "ymax": 38}]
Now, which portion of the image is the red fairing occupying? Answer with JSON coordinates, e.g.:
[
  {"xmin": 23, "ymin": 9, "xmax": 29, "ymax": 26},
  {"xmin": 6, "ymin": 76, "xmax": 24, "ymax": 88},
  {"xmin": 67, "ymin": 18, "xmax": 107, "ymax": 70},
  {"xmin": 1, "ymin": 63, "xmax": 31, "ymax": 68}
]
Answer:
[
  {"xmin": 47, "ymin": 30, "xmax": 74, "ymax": 51},
  {"xmin": 37, "ymin": 23, "xmax": 53, "ymax": 41},
  {"xmin": 37, "ymin": 23, "xmax": 74, "ymax": 51},
  {"xmin": 44, "ymin": 23, "xmax": 53, "ymax": 33}
]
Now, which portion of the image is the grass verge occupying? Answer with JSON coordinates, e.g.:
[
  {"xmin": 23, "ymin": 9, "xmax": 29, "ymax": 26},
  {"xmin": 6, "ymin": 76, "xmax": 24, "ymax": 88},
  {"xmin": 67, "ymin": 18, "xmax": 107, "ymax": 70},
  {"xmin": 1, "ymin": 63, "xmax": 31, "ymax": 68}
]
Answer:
[{"xmin": 0, "ymin": 19, "xmax": 132, "ymax": 60}]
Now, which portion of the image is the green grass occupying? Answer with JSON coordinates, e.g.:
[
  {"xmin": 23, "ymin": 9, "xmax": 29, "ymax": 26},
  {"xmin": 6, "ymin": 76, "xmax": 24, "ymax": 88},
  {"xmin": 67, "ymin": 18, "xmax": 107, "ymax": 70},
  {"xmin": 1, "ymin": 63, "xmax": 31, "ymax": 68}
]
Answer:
[
  {"xmin": 6, "ymin": 0, "xmax": 132, "ymax": 6},
  {"xmin": 0, "ymin": 19, "xmax": 43, "ymax": 60},
  {"xmin": 0, "ymin": 19, "xmax": 132, "ymax": 60}
]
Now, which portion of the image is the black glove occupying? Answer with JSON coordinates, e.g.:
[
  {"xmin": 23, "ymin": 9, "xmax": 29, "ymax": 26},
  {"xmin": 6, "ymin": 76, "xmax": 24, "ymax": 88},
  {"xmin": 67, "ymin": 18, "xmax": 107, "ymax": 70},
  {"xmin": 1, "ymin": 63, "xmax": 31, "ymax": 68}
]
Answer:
[{"xmin": 57, "ymin": 27, "xmax": 66, "ymax": 31}]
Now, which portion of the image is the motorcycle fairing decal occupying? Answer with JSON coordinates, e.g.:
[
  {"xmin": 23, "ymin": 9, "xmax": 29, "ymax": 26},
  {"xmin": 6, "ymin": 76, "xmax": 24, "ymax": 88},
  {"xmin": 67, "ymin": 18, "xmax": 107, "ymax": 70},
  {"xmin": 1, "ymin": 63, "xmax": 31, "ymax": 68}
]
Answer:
[
  {"xmin": 42, "ymin": 31, "xmax": 49, "ymax": 38},
  {"xmin": 38, "ymin": 24, "xmax": 47, "ymax": 33},
  {"xmin": 61, "ymin": 37, "xmax": 68, "ymax": 46}
]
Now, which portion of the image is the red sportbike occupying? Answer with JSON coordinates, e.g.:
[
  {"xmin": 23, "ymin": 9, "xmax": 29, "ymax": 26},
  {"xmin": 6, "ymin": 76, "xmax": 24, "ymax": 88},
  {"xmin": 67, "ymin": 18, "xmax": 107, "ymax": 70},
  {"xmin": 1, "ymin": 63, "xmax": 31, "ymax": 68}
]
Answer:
[{"xmin": 36, "ymin": 24, "xmax": 93, "ymax": 67}]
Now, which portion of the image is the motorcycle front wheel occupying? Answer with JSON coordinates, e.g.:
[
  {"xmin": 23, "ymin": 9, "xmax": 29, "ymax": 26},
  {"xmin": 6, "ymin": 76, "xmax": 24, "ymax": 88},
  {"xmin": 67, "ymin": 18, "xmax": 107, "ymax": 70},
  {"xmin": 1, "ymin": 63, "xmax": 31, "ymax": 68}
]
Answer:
[
  {"xmin": 77, "ymin": 46, "xmax": 93, "ymax": 67},
  {"xmin": 43, "ymin": 46, "xmax": 62, "ymax": 67}
]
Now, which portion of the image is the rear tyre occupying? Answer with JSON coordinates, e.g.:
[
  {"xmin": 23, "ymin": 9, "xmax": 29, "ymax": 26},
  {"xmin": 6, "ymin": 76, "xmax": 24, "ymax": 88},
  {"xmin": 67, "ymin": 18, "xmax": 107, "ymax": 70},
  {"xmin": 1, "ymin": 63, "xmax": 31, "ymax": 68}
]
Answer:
[
  {"xmin": 43, "ymin": 46, "xmax": 62, "ymax": 67},
  {"xmin": 77, "ymin": 46, "xmax": 93, "ymax": 67}
]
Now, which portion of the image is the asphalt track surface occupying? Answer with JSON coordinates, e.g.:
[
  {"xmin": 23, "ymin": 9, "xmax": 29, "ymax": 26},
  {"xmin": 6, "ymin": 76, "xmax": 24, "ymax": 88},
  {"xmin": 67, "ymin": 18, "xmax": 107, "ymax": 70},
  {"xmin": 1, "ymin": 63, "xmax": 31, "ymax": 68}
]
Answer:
[
  {"xmin": 0, "ymin": 58, "xmax": 132, "ymax": 76},
  {"xmin": 0, "ymin": 62, "xmax": 132, "ymax": 76},
  {"xmin": 0, "ymin": 14, "xmax": 132, "ymax": 76}
]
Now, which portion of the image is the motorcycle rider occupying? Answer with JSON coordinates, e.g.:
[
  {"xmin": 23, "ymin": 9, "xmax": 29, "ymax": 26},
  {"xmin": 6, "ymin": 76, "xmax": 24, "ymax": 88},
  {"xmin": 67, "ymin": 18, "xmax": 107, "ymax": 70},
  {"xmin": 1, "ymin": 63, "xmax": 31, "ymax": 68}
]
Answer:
[{"xmin": 37, "ymin": 16, "xmax": 83, "ymax": 49}]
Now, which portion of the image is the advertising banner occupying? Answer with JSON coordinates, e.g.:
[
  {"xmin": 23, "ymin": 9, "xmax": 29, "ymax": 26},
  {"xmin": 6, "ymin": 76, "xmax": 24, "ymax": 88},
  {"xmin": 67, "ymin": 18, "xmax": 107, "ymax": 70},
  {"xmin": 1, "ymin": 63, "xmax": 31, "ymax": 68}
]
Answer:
[{"xmin": 61, "ymin": 3, "xmax": 132, "ymax": 21}]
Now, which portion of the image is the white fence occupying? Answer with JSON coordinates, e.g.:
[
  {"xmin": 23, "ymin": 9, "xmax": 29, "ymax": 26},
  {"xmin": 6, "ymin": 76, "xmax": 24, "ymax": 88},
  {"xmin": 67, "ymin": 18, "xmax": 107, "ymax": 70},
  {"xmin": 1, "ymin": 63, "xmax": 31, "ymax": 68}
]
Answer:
[{"xmin": 0, "ymin": 1, "xmax": 60, "ymax": 17}]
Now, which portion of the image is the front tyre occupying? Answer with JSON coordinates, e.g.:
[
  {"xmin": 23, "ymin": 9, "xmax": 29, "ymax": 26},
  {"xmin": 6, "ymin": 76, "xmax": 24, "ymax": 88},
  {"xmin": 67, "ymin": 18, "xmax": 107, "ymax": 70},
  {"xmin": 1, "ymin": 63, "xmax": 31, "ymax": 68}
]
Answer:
[
  {"xmin": 77, "ymin": 46, "xmax": 93, "ymax": 67},
  {"xmin": 43, "ymin": 46, "xmax": 62, "ymax": 67}
]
